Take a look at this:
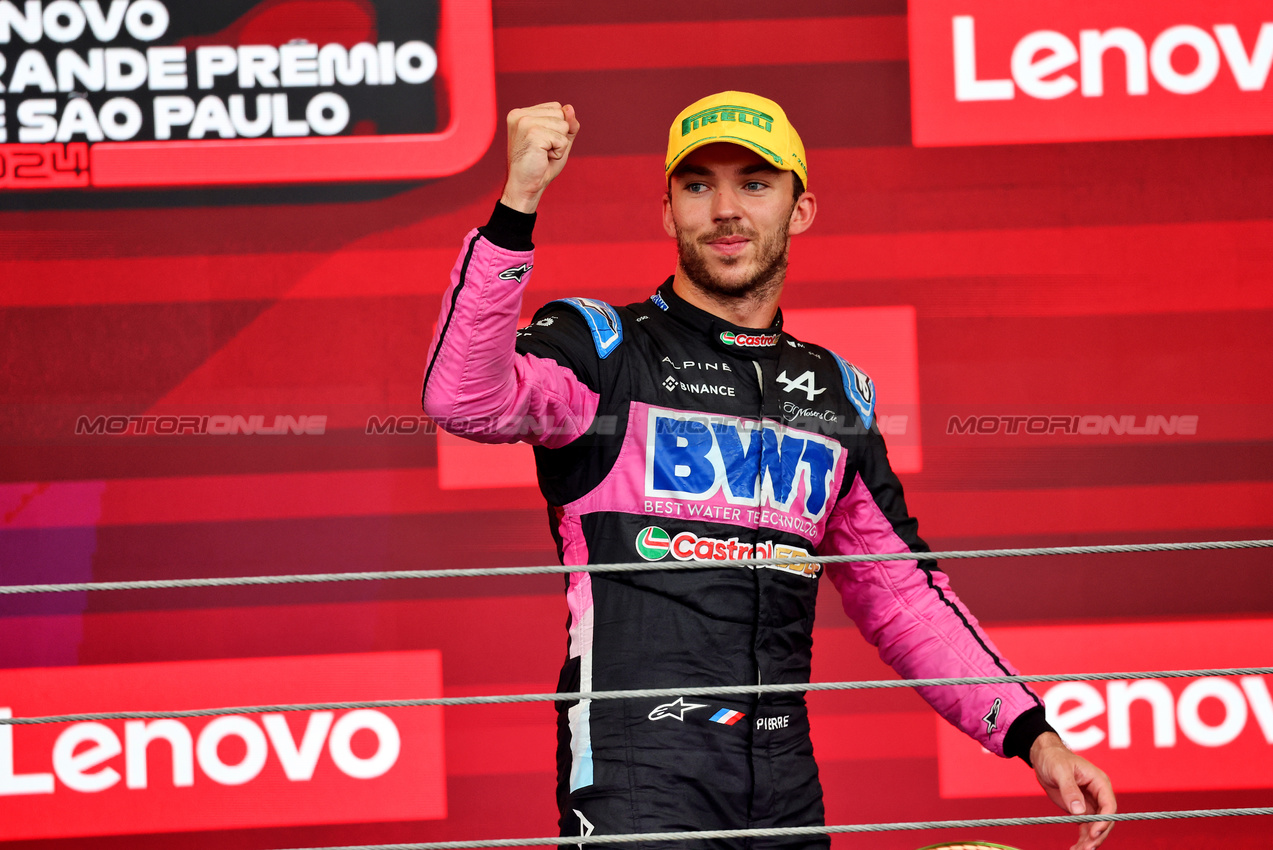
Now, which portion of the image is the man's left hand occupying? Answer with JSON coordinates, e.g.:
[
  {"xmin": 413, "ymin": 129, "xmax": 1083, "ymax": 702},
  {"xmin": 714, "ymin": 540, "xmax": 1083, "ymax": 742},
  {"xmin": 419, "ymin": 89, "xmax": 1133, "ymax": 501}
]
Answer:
[{"xmin": 1030, "ymin": 732, "xmax": 1116, "ymax": 850}]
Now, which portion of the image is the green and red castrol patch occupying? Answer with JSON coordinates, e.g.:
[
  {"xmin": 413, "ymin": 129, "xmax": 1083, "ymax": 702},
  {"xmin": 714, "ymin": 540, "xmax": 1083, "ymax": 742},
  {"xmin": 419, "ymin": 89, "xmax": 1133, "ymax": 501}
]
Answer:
[
  {"xmin": 635, "ymin": 526, "xmax": 672, "ymax": 560},
  {"xmin": 634, "ymin": 526, "xmax": 819, "ymax": 578},
  {"xmin": 719, "ymin": 330, "xmax": 780, "ymax": 348}
]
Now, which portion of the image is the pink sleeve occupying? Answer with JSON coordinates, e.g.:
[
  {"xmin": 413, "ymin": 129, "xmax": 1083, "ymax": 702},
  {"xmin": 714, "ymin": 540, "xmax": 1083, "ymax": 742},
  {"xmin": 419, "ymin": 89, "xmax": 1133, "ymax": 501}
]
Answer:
[
  {"xmin": 821, "ymin": 472, "xmax": 1043, "ymax": 757},
  {"xmin": 421, "ymin": 230, "xmax": 599, "ymax": 449}
]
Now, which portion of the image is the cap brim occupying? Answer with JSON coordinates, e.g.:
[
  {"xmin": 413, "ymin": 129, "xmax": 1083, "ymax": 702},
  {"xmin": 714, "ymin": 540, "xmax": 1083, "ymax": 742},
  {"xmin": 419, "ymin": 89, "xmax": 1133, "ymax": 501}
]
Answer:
[{"xmin": 666, "ymin": 134, "xmax": 797, "ymax": 180}]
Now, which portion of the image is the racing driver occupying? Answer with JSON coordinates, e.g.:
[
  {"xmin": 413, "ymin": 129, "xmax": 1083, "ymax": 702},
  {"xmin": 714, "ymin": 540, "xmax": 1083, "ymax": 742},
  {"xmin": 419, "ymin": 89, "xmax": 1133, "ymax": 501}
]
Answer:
[{"xmin": 422, "ymin": 92, "xmax": 1115, "ymax": 850}]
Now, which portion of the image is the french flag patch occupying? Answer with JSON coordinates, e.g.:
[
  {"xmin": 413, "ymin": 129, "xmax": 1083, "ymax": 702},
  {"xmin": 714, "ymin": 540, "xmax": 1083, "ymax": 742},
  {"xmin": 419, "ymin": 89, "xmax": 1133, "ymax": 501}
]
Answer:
[{"xmin": 709, "ymin": 709, "xmax": 745, "ymax": 726}]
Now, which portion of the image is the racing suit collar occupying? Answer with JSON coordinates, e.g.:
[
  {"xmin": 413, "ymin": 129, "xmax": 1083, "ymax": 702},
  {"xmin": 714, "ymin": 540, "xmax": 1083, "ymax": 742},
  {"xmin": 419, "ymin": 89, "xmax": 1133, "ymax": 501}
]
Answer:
[{"xmin": 653, "ymin": 278, "xmax": 785, "ymax": 360}]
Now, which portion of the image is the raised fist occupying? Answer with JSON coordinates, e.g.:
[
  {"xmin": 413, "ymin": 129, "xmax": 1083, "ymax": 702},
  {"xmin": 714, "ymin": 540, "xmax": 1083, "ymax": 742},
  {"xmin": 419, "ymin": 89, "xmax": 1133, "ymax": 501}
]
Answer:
[{"xmin": 500, "ymin": 102, "xmax": 579, "ymax": 214}]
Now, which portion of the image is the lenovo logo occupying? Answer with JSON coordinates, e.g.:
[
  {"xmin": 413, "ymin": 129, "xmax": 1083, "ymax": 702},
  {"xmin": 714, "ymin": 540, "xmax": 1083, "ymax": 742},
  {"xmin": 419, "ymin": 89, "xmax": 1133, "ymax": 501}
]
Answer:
[
  {"xmin": 910, "ymin": 0, "xmax": 1273, "ymax": 146},
  {"xmin": 0, "ymin": 652, "xmax": 445, "ymax": 840},
  {"xmin": 937, "ymin": 619, "xmax": 1273, "ymax": 798},
  {"xmin": 1045, "ymin": 676, "xmax": 1273, "ymax": 751},
  {"xmin": 952, "ymin": 19, "xmax": 1271, "ymax": 102},
  {"xmin": 0, "ymin": 708, "xmax": 400, "ymax": 795}
]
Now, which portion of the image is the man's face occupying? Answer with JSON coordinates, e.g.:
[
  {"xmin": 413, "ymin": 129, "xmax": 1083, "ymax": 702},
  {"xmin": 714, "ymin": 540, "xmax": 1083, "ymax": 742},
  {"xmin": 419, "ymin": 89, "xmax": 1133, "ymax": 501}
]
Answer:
[{"xmin": 662, "ymin": 143, "xmax": 813, "ymax": 301}]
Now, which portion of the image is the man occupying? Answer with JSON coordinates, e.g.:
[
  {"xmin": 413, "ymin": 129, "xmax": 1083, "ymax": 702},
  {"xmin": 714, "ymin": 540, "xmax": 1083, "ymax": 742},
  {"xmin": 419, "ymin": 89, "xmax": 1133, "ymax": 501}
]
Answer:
[{"xmin": 423, "ymin": 93, "xmax": 1115, "ymax": 850}]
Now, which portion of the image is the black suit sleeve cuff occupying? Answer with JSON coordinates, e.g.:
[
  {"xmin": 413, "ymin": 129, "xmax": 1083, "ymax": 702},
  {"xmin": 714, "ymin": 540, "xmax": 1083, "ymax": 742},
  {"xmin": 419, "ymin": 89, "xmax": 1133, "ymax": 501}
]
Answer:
[
  {"xmin": 479, "ymin": 200, "xmax": 536, "ymax": 252},
  {"xmin": 1003, "ymin": 706, "xmax": 1056, "ymax": 766}
]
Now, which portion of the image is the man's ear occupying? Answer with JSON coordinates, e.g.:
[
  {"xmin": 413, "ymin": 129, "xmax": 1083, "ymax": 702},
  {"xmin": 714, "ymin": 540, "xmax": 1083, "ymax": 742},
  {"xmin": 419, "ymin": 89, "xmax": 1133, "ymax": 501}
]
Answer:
[
  {"xmin": 662, "ymin": 191, "xmax": 677, "ymax": 238},
  {"xmin": 788, "ymin": 191, "xmax": 817, "ymax": 236}
]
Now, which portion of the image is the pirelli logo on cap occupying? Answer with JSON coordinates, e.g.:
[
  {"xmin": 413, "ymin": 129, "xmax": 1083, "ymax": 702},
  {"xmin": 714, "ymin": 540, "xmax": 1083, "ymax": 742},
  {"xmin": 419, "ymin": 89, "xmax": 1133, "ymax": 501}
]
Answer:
[{"xmin": 681, "ymin": 106, "xmax": 774, "ymax": 135}]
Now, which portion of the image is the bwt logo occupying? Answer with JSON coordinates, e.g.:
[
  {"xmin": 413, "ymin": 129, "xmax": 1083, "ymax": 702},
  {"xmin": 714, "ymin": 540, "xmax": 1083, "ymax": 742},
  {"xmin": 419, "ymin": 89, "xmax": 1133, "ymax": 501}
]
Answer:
[
  {"xmin": 0, "ymin": 708, "xmax": 401, "ymax": 796},
  {"xmin": 1045, "ymin": 676, "xmax": 1273, "ymax": 752},
  {"xmin": 644, "ymin": 409, "xmax": 841, "ymax": 520}
]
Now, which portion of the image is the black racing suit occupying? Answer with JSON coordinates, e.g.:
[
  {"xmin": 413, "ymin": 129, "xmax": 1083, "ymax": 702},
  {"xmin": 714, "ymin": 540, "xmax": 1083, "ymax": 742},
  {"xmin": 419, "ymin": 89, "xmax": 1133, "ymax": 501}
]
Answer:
[{"xmin": 422, "ymin": 202, "xmax": 1053, "ymax": 847}]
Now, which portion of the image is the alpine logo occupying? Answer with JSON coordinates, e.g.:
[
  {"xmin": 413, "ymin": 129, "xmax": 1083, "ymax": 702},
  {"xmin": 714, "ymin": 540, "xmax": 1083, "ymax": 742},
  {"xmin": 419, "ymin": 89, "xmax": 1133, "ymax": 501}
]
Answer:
[
  {"xmin": 635, "ymin": 526, "xmax": 671, "ymax": 561},
  {"xmin": 651, "ymin": 292, "xmax": 670, "ymax": 311},
  {"xmin": 647, "ymin": 697, "xmax": 707, "ymax": 721},
  {"xmin": 497, "ymin": 263, "xmax": 533, "ymax": 282},
  {"xmin": 777, "ymin": 370, "xmax": 825, "ymax": 402},
  {"xmin": 719, "ymin": 331, "xmax": 779, "ymax": 348}
]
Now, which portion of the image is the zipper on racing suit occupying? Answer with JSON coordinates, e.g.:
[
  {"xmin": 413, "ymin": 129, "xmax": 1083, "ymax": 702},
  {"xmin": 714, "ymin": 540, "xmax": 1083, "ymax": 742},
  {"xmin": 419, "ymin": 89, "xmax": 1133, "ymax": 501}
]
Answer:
[
  {"xmin": 747, "ymin": 358, "xmax": 766, "ymax": 834},
  {"xmin": 751, "ymin": 359, "xmax": 766, "ymax": 688}
]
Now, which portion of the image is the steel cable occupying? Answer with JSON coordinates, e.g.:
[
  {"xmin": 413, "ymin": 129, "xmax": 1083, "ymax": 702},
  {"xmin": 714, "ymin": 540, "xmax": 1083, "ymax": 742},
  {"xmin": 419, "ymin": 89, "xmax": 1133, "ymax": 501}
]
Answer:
[
  {"xmin": 2, "ymin": 666, "xmax": 1271, "ymax": 726},
  {"xmin": 269, "ymin": 807, "xmax": 1273, "ymax": 849},
  {"xmin": 1, "ymin": 538, "xmax": 1270, "ymax": 595}
]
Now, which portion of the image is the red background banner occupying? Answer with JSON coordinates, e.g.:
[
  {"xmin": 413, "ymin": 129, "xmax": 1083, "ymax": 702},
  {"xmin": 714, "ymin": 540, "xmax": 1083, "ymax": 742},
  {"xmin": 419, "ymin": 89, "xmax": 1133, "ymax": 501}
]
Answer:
[{"xmin": 1, "ymin": 0, "xmax": 1271, "ymax": 847}]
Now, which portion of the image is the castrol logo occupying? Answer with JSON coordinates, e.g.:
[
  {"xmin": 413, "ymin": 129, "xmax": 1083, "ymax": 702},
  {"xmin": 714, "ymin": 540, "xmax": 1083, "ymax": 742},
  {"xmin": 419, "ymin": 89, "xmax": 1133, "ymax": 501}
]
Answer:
[{"xmin": 719, "ymin": 330, "xmax": 780, "ymax": 348}]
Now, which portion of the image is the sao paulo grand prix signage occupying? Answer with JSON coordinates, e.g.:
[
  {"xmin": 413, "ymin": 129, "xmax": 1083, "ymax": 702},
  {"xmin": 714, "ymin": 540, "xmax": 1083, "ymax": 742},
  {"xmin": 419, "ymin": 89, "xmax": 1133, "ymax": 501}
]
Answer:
[
  {"xmin": 909, "ymin": 0, "xmax": 1273, "ymax": 145},
  {"xmin": 0, "ymin": 0, "xmax": 494, "ymax": 187}
]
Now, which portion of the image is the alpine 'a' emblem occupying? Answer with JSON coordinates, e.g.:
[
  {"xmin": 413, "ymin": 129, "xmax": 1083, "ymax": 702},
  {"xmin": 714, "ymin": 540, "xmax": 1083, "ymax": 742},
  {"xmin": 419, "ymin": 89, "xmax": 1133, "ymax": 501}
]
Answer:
[
  {"xmin": 498, "ymin": 263, "xmax": 533, "ymax": 282},
  {"xmin": 648, "ymin": 697, "xmax": 707, "ymax": 721},
  {"xmin": 983, "ymin": 697, "xmax": 1002, "ymax": 735},
  {"xmin": 777, "ymin": 370, "xmax": 825, "ymax": 401}
]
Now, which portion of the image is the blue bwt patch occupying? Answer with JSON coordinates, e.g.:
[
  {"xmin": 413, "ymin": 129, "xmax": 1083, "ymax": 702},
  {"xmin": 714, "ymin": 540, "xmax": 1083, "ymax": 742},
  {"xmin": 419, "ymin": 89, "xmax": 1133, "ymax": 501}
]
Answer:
[{"xmin": 554, "ymin": 298, "xmax": 624, "ymax": 359}]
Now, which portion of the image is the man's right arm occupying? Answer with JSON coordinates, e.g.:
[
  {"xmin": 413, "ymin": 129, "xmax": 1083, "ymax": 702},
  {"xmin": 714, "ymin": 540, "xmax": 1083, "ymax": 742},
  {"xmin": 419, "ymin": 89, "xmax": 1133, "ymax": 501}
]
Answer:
[
  {"xmin": 420, "ymin": 202, "xmax": 599, "ymax": 448},
  {"xmin": 421, "ymin": 103, "xmax": 596, "ymax": 448}
]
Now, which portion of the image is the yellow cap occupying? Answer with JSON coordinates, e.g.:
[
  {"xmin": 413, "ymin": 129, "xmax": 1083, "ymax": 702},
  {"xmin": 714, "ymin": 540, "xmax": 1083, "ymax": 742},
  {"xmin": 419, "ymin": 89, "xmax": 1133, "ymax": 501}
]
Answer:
[{"xmin": 665, "ymin": 91, "xmax": 808, "ymax": 189}]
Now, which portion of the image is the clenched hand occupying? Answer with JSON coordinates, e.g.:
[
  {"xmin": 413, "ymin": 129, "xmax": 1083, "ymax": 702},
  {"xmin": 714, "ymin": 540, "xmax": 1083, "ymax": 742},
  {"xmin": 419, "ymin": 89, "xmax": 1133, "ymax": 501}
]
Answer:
[{"xmin": 500, "ymin": 102, "xmax": 580, "ymax": 214}]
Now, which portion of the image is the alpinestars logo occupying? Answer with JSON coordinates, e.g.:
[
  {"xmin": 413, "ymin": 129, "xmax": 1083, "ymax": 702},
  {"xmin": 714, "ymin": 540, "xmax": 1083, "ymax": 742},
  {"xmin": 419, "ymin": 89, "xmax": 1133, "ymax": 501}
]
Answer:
[
  {"xmin": 983, "ymin": 697, "xmax": 1003, "ymax": 735},
  {"xmin": 573, "ymin": 809, "xmax": 594, "ymax": 850},
  {"xmin": 648, "ymin": 697, "xmax": 707, "ymax": 721},
  {"xmin": 777, "ymin": 370, "xmax": 825, "ymax": 401},
  {"xmin": 720, "ymin": 331, "xmax": 780, "ymax": 348},
  {"xmin": 498, "ymin": 263, "xmax": 533, "ymax": 282}
]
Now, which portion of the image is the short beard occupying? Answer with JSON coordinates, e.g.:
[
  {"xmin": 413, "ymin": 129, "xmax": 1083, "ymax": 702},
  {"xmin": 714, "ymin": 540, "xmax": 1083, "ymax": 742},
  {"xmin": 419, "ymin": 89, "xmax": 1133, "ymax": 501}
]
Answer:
[{"xmin": 675, "ymin": 216, "xmax": 790, "ymax": 308}]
